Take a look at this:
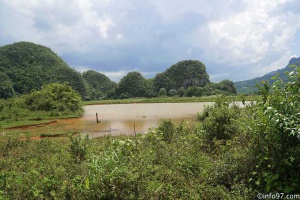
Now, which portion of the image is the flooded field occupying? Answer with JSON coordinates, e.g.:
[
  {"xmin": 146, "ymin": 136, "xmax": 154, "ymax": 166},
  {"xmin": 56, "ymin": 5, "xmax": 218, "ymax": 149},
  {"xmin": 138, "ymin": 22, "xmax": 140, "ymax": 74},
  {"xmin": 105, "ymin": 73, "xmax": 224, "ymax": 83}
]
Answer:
[{"xmin": 59, "ymin": 102, "xmax": 214, "ymax": 137}]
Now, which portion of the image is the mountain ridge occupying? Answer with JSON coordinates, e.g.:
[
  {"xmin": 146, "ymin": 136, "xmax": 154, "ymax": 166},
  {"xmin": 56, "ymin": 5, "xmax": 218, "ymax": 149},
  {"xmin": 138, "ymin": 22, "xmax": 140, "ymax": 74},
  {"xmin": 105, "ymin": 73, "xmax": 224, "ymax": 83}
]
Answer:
[{"xmin": 234, "ymin": 57, "xmax": 300, "ymax": 94}]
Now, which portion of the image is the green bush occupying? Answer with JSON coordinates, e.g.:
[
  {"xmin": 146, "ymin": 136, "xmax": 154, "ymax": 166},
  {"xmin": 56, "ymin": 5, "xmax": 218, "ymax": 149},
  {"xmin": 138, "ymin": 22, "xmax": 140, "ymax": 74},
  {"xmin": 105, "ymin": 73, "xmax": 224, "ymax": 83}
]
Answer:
[
  {"xmin": 197, "ymin": 96, "xmax": 240, "ymax": 149},
  {"xmin": 158, "ymin": 119, "xmax": 175, "ymax": 144},
  {"xmin": 69, "ymin": 134, "xmax": 90, "ymax": 163},
  {"xmin": 24, "ymin": 83, "xmax": 83, "ymax": 115},
  {"xmin": 247, "ymin": 67, "xmax": 300, "ymax": 192}
]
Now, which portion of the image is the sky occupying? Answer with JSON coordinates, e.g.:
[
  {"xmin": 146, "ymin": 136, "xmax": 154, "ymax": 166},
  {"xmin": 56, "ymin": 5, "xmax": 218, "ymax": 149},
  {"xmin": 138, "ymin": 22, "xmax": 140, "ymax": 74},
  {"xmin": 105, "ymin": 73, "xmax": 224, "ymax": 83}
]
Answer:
[{"xmin": 0, "ymin": 0, "xmax": 300, "ymax": 83}]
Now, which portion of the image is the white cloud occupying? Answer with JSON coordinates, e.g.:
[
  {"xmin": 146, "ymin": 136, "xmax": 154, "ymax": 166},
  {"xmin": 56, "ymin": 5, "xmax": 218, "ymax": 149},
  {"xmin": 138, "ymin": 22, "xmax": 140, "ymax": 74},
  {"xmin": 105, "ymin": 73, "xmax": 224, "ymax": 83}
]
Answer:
[
  {"xmin": 187, "ymin": 0, "xmax": 300, "ymax": 80},
  {"xmin": 97, "ymin": 70, "xmax": 155, "ymax": 82},
  {"xmin": 186, "ymin": 48, "xmax": 193, "ymax": 54},
  {"xmin": 97, "ymin": 18, "xmax": 113, "ymax": 39},
  {"xmin": 1, "ymin": 0, "xmax": 300, "ymax": 81}
]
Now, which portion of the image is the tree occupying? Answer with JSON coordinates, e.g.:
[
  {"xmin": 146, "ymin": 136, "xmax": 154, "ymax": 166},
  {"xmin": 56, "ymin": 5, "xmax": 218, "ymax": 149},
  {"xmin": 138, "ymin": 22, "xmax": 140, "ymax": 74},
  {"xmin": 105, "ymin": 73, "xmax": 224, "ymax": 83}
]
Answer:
[
  {"xmin": 177, "ymin": 87, "xmax": 186, "ymax": 97},
  {"xmin": 217, "ymin": 79, "xmax": 237, "ymax": 95},
  {"xmin": 158, "ymin": 88, "xmax": 167, "ymax": 96},
  {"xmin": 115, "ymin": 71, "xmax": 148, "ymax": 98},
  {"xmin": 0, "ymin": 72, "xmax": 15, "ymax": 99},
  {"xmin": 24, "ymin": 83, "xmax": 82, "ymax": 114},
  {"xmin": 186, "ymin": 86, "xmax": 199, "ymax": 97},
  {"xmin": 168, "ymin": 89, "xmax": 177, "ymax": 96},
  {"xmin": 145, "ymin": 78, "xmax": 156, "ymax": 97}
]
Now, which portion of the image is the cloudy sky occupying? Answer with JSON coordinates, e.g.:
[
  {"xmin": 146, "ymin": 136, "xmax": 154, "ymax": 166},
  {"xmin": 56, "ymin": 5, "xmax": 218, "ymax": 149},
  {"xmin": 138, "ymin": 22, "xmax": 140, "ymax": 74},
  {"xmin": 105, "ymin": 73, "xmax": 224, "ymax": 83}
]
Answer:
[{"xmin": 1, "ymin": 0, "xmax": 300, "ymax": 82}]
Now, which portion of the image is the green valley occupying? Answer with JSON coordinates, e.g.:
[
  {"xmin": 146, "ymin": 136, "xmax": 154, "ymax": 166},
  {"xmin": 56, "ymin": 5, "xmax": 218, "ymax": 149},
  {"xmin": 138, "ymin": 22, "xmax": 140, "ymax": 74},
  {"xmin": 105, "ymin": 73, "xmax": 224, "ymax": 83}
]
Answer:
[{"xmin": 0, "ymin": 41, "xmax": 299, "ymax": 199}]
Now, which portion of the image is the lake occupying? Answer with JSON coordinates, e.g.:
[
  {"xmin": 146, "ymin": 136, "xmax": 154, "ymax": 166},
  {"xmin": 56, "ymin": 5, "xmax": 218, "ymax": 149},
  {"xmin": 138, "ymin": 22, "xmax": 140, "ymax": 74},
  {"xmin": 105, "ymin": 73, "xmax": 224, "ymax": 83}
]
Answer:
[
  {"xmin": 59, "ymin": 102, "xmax": 249, "ymax": 138},
  {"xmin": 58, "ymin": 102, "xmax": 215, "ymax": 138}
]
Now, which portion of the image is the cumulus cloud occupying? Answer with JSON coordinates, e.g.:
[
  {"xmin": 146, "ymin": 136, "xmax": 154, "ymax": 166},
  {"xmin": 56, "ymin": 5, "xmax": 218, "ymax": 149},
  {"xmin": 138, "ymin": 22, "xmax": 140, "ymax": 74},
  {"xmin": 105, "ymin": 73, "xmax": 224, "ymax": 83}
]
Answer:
[
  {"xmin": 0, "ymin": 0, "xmax": 300, "ymax": 82},
  {"xmin": 187, "ymin": 0, "xmax": 300, "ymax": 80}
]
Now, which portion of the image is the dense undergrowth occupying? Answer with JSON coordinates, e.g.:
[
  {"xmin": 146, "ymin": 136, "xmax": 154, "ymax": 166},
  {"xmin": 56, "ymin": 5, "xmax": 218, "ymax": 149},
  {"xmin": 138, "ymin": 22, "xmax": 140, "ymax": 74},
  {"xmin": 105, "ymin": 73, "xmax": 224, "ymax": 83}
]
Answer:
[
  {"xmin": 0, "ymin": 83, "xmax": 83, "ymax": 128},
  {"xmin": 0, "ymin": 67, "xmax": 299, "ymax": 199}
]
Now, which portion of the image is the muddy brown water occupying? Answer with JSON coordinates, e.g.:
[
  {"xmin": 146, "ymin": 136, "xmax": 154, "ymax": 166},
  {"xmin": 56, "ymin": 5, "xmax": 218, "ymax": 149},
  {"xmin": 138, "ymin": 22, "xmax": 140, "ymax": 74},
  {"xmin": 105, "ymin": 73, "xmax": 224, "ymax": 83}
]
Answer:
[
  {"xmin": 58, "ymin": 102, "xmax": 248, "ymax": 138},
  {"xmin": 58, "ymin": 103, "xmax": 211, "ymax": 138}
]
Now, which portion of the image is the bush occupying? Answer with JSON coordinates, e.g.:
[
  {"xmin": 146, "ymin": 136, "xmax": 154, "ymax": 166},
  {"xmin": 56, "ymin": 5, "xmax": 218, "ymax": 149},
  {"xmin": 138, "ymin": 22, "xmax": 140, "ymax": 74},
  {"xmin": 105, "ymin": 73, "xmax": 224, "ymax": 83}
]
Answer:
[
  {"xmin": 197, "ymin": 96, "xmax": 240, "ymax": 149},
  {"xmin": 24, "ymin": 83, "xmax": 83, "ymax": 115},
  {"xmin": 69, "ymin": 134, "xmax": 90, "ymax": 163},
  {"xmin": 158, "ymin": 119, "xmax": 175, "ymax": 144},
  {"xmin": 247, "ymin": 67, "xmax": 300, "ymax": 192}
]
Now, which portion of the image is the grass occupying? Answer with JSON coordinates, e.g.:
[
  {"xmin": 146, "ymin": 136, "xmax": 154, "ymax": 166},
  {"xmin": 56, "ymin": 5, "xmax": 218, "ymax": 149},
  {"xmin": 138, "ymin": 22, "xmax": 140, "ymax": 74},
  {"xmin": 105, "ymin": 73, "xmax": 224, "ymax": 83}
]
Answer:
[
  {"xmin": 0, "ymin": 112, "xmax": 82, "ymax": 129},
  {"xmin": 1, "ymin": 118, "xmax": 79, "ymax": 140}
]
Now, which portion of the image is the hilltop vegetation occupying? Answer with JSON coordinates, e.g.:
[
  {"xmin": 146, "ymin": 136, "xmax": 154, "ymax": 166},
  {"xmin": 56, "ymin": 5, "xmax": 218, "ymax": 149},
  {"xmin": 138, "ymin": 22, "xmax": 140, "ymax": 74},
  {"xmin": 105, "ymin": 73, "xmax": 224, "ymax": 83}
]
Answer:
[
  {"xmin": 234, "ymin": 57, "xmax": 300, "ymax": 94},
  {"xmin": 82, "ymin": 70, "xmax": 117, "ymax": 100},
  {"xmin": 0, "ymin": 42, "xmax": 237, "ymax": 100},
  {"xmin": 0, "ymin": 42, "xmax": 88, "ymax": 98},
  {"xmin": 154, "ymin": 60, "xmax": 210, "ymax": 92},
  {"xmin": 111, "ymin": 60, "xmax": 236, "ymax": 99}
]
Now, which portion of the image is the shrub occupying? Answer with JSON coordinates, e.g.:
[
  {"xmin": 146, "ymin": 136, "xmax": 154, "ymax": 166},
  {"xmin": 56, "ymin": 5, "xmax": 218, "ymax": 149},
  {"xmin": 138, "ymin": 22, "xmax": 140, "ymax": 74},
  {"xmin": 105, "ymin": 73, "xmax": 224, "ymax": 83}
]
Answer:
[
  {"xmin": 197, "ymin": 96, "xmax": 240, "ymax": 149},
  {"xmin": 69, "ymin": 134, "xmax": 90, "ymax": 163},
  {"xmin": 158, "ymin": 119, "xmax": 175, "ymax": 144},
  {"xmin": 247, "ymin": 67, "xmax": 300, "ymax": 192},
  {"xmin": 24, "ymin": 83, "xmax": 83, "ymax": 115}
]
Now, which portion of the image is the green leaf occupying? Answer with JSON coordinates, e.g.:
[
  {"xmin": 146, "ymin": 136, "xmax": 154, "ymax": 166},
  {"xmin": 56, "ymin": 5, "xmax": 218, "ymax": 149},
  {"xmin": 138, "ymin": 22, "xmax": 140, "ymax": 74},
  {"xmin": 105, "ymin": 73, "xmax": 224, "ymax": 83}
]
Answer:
[
  {"xmin": 272, "ymin": 174, "xmax": 279, "ymax": 181},
  {"xmin": 284, "ymin": 186, "xmax": 294, "ymax": 193},
  {"xmin": 85, "ymin": 178, "xmax": 90, "ymax": 190},
  {"xmin": 255, "ymin": 179, "xmax": 260, "ymax": 186}
]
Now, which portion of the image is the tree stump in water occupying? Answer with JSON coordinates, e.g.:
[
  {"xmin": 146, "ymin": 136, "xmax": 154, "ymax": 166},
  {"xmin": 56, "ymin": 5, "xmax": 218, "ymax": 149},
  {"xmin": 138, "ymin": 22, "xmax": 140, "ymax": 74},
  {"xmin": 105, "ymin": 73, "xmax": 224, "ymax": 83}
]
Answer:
[{"xmin": 96, "ymin": 113, "xmax": 100, "ymax": 123}]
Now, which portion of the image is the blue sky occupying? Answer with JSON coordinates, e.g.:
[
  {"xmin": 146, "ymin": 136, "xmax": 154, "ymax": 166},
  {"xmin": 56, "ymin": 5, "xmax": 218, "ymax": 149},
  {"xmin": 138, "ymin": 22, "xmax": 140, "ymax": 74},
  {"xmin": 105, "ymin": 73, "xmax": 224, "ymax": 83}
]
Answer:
[{"xmin": 1, "ymin": 0, "xmax": 300, "ymax": 82}]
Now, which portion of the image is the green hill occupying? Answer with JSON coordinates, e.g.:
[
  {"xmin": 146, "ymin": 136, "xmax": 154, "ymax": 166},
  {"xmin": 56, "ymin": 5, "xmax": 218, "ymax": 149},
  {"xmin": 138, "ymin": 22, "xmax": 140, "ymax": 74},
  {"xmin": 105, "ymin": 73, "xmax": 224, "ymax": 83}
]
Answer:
[
  {"xmin": 153, "ymin": 60, "xmax": 210, "ymax": 92},
  {"xmin": 0, "ymin": 42, "xmax": 88, "ymax": 98},
  {"xmin": 152, "ymin": 60, "xmax": 236, "ymax": 97},
  {"xmin": 234, "ymin": 57, "xmax": 300, "ymax": 94},
  {"xmin": 82, "ymin": 70, "xmax": 117, "ymax": 100}
]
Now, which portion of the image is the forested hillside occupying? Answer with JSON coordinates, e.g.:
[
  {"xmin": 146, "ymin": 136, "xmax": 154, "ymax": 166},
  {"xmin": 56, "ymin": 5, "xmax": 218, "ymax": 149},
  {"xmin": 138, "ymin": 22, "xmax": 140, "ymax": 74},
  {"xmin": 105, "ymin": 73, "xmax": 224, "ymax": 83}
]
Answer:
[
  {"xmin": 234, "ymin": 57, "xmax": 300, "ymax": 94},
  {"xmin": 154, "ymin": 60, "xmax": 210, "ymax": 92},
  {"xmin": 82, "ymin": 70, "xmax": 117, "ymax": 100},
  {"xmin": 152, "ymin": 60, "xmax": 236, "ymax": 98},
  {"xmin": 0, "ymin": 42, "xmax": 88, "ymax": 98}
]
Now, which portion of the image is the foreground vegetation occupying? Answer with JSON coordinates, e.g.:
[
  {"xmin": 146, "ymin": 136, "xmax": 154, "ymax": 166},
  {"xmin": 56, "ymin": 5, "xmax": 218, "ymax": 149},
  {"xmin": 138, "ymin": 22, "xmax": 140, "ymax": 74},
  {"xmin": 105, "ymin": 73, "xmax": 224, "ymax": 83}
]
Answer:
[{"xmin": 0, "ymin": 67, "xmax": 299, "ymax": 199}]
